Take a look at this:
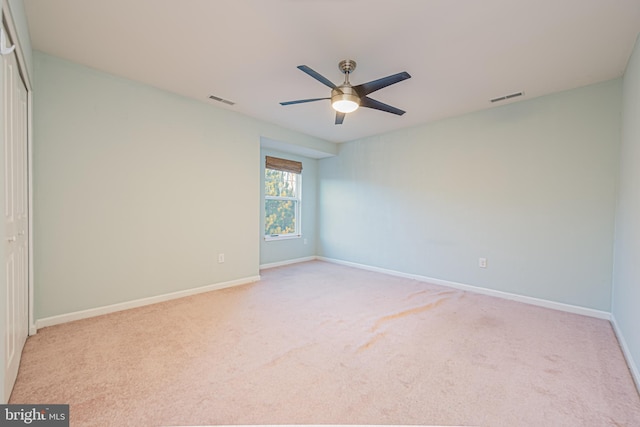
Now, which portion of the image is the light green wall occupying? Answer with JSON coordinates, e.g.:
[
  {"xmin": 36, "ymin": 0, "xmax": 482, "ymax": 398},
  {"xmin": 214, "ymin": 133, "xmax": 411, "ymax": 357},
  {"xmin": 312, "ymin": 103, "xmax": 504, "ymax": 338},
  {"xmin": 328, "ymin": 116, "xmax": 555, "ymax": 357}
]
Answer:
[
  {"xmin": 613, "ymin": 35, "xmax": 640, "ymax": 385},
  {"xmin": 319, "ymin": 80, "xmax": 621, "ymax": 311},
  {"xmin": 33, "ymin": 52, "xmax": 332, "ymax": 320},
  {"xmin": 260, "ymin": 149, "xmax": 317, "ymax": 265}
]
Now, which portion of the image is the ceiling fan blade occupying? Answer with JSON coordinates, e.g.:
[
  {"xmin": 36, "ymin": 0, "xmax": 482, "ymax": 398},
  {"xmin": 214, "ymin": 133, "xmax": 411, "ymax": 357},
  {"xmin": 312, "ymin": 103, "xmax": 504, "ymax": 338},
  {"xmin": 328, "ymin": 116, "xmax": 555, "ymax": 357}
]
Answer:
[
  {"xmin": 353, "ymin": 72, "xmax": 411, "ymax": 96},
  {"xmin": 360, "ymin": 96, "xmax": 406, "ymax": 116},
  {"xmin": 280, "ymin": 97, "xmax": 330, "ymax": 106},
  {"xmin": 335, "ymin": 112, "xmax": 346, "ymax": 125},
  {"xmin": 298, "ymin": 65, "xmax": 337, "ymax": 89}
]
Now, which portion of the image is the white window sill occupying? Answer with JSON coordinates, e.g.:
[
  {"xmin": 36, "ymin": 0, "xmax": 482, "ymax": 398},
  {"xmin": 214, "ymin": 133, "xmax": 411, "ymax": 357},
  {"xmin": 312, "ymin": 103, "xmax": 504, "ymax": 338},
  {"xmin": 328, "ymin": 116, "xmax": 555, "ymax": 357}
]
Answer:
[{"xmin": 264, "ymin": 234, "xmax": 301, "ymax": 242}]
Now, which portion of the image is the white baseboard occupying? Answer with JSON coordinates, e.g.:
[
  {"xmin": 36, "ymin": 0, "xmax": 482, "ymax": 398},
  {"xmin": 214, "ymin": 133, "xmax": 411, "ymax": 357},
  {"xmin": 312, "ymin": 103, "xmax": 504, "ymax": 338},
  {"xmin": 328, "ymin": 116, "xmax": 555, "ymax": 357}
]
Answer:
[
  {"xmin": 35, "ymin": 275, "xmax": 261, "ymax": 330},
  {"xmin": 611, "ymin": 315, "xmax": 640, "ymax": 393},
  {"xmin": 260, "ymin": 256, "xmax": 317, "ymax": 270},
  {"xmin": 317, "ymin": 257, "xmax": 611, "ymax": 320},
  {"xmin": 34, "ymin": 255, "xmax": 613, "ymax": 335}
]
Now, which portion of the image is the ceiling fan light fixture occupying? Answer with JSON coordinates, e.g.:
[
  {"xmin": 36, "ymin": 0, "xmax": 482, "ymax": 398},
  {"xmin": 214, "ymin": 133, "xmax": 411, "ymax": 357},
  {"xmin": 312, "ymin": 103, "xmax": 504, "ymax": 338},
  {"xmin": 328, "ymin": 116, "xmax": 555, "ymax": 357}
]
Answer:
[
  {"xmin": 332, "ymin": 97, "xmax": 359, "ymax": 113},
  {"xmin": 331, "ymin": 87, "xmax": 360, "ymax": 113},
  {"xmin": 280, "ymin": 60, "xmax": 411, "ymax": 124}
]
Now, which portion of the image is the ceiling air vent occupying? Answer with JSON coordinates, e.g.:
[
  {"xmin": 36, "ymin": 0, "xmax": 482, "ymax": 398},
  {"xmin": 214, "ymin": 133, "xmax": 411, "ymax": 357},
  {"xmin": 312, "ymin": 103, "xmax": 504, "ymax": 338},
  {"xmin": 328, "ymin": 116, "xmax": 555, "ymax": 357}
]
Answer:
[
  {"xmin": 490, "ymin": 91, "xmax": 524, "ymax": 103},
  {"xmin": 208, "ymin": 95, "xmax": 235, "ymax": 106}
]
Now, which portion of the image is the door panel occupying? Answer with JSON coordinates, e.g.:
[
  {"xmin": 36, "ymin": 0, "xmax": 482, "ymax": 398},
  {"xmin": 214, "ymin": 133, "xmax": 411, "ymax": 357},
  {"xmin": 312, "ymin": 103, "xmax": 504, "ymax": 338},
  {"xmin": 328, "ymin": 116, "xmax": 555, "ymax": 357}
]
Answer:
[{"xmin": 3, "ymin": 21, "xmax": 29, "ymax": 400}]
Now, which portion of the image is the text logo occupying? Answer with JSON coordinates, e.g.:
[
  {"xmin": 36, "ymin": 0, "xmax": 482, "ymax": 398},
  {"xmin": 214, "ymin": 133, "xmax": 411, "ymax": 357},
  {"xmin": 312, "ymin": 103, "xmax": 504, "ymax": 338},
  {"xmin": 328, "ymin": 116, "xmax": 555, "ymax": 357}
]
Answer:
[{"xmin": 0, "ymin": 405, "xmax": 69, "ymax": 426}]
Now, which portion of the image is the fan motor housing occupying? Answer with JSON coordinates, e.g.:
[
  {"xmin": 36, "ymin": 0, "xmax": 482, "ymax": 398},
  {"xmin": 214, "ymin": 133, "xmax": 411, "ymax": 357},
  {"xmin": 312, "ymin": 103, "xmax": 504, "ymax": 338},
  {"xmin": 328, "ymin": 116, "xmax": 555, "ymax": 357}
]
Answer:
[{"xmin": 331, "ymin": 86, "xmax": 360, "ymax": 113}]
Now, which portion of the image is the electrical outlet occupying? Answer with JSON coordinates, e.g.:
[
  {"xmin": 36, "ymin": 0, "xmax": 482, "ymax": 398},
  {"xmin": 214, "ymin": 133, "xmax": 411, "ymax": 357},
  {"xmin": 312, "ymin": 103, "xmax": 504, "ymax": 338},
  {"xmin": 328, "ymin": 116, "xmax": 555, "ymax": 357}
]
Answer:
[
  {"xmin": 304, "ymin": 238, "xmax": 308, "ymax": 245},
  {"xmin": 218, "ymin": 253, "xmax": 225, "ymax": 264},
  {"xmin": 479, "ymin": 257, "xmax": 487, "ymax": 268}
]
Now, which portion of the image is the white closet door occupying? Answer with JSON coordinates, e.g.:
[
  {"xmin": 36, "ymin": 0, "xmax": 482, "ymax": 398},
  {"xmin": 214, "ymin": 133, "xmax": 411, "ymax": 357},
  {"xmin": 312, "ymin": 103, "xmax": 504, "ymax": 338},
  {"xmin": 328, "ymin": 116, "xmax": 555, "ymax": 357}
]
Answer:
[{"xmin": 3, "ymin": 21, "xmax": 29, "ymax": 400}]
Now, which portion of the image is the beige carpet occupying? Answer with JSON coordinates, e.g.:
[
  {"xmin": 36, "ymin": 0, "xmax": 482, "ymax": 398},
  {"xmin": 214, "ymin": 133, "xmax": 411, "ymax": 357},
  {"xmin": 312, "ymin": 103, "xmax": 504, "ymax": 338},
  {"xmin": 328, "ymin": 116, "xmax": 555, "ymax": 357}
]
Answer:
[{"xmin": 9, "ymin": 261, "xmax": 640, "ymax": 426}]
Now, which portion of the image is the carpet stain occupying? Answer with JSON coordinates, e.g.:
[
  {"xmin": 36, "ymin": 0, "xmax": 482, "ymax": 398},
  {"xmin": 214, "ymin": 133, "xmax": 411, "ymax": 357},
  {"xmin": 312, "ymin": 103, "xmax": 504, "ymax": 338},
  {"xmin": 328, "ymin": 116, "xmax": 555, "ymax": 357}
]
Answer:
[
  {"xmin": 261, "ymin": 343, "xmax": 314, "ymax": 368},
  {"xmin": 357, "ymin": 332, "xmax": 387, "ymax": 352},
  {"xmin": 405, "ymin": 289, "xmax": 456, "ymax": 301},
  {"xmin": 405, "ymin": 289, "xmax": 431, "ymax": 300},
  {"xmin": 371, "ymin": 297, "xmax": 450, "ymax": 333},
  {"xmin": 356, "ymin": 297, "xmax": 451, "ymax": 352}
]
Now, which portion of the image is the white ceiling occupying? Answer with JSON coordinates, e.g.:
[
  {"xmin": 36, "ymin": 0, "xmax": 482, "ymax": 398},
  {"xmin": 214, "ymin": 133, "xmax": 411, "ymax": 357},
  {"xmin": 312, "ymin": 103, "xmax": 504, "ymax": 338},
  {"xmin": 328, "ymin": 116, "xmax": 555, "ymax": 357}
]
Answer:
[{"xmin": 23, "ymin": 0, "xmax": 640, "ymax": 143}]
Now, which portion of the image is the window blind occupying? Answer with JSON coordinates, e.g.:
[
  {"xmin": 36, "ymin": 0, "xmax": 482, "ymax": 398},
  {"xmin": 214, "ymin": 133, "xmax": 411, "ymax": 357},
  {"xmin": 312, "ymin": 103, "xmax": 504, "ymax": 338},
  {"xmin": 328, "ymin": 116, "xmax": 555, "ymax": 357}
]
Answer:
[{"xmin": 265, "ymin": 156, "xmax": 303, "ymax": 174}]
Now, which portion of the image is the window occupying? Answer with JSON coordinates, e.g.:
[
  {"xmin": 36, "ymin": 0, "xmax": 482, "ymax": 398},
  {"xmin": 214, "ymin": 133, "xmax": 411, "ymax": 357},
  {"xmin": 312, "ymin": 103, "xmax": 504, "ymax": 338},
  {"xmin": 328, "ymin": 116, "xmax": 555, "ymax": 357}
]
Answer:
[{"xmin": 264, "ymin": 156, "xmax": 302, "ymax": 239}]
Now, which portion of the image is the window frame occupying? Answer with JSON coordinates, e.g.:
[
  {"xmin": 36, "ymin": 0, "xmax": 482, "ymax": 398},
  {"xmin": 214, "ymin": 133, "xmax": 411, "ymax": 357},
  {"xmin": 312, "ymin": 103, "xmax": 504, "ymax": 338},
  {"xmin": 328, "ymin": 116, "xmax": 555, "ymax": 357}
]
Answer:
[{"xmin": 264, "ymin": 167, "xmax": 302, "ymax": 241}]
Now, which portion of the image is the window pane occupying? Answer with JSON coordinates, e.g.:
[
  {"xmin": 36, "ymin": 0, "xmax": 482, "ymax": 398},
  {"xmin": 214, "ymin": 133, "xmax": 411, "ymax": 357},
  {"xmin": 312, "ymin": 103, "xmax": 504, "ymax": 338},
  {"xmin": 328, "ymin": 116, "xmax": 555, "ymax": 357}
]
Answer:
[
  {"xmin": 265, "ymin": 169, "xmax": 297, "ymax": 197},
  {"xmin": 265, "ymin": 199, "xmax": 297, "ymax": 235}
]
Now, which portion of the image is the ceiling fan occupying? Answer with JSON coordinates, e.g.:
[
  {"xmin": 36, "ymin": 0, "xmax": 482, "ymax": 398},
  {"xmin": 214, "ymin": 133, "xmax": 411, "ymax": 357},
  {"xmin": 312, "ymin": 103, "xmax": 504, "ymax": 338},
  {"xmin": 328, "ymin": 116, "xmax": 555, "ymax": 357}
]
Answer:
[{"xmin": 280, "ymin": 60, "xmax": 411, "ymax": 125}]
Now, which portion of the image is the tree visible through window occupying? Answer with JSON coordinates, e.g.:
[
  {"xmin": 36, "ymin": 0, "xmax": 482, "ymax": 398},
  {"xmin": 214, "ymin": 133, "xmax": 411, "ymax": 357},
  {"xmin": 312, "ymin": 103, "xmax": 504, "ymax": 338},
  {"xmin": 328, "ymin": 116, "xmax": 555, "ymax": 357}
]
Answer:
[{"xmin": 265, "ymin": 166, "xmax": 301, "ymax": 237}]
